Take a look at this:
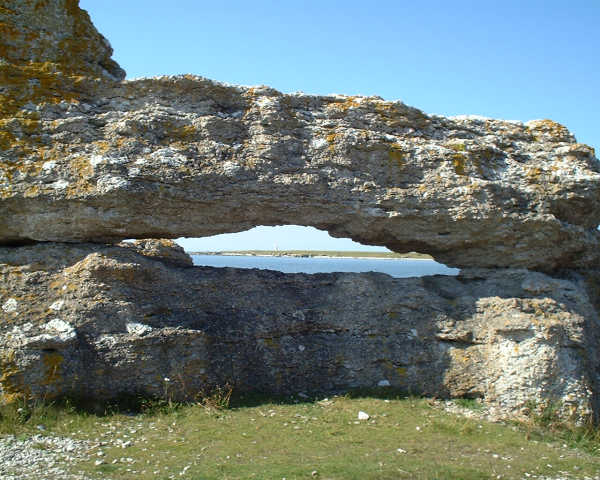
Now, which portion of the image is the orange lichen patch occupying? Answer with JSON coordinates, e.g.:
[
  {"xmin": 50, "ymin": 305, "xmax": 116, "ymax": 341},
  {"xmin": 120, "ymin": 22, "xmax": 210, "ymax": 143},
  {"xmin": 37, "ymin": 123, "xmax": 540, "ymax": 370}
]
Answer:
[
  {"xmin": 326, "ymin": 96, "xmax": 361, "ymax": 113},
  {"xmin": 42, "ymin": 351, "xmax": 63, "ymax": 386},
  {"xmin": 68, "ymin": 155, "xmax": 93, "ymax": 177},
  {"xmin": 23, "ymin": 184, "xmax": 40, "ymax": 197},
  {"xmin": 161, "ymin": 122, "xmax": 199, "ymax": 146},
  {"xmin": 66, "ymin": 180, "xmax": 95, "ymax": 199},
  {"xmin": 452, "ymin": 153, "xmax": 467, "ymax": 176},
  {"xmin": 375, "ymin": 101, "xmax": 431, "ymax": 130},
  {"xmin": 562, "ymin": 143, "xmax": 597, "ymax": 162},
  {"xmin": 0, "ymin": 112, "xmax": 42, "ymax": 154},
  {"xmin": 0, "ymin": 62, "xmax": 86, "ymax": 116},
  {"xmin": 326, "ymin": 131, "xmax": 339, "ymax": 154},
  {"xmin": 524, "ymin": 167, "xmax": 551, "ymax": 189},
  {"xmin": 388, "ymin": 143, "xmax": 405, "ymax": 167},
  {"xmin": 1, "ymin": 144, "xmax": 69, "ymax": 190},
  {"xmin": 243, "ymin": 86, "xmax": 258, "ymax": 99},
  {"xmin": 527, "ymin": 119, "xmax": 572, "ymax": 142},
  {"xmin": 447, "ymin": 142, "xmax": 466, "ymax": 152},
  {"xmin": 91, "ymin": 140, "xmax": 111, "ymax": 155},
  {"xmin": 64, "ymin": 0, "xmax": 80, "ymax": 17},
  {"xmin": 0, "ymin": 0, "xmax": 123, "ymax": 158},
  {"xmin": 0, "ymin": 350, "xmax": 27, "ymax": 403},
  {"xmin": 0, "ymin": 155, "xmax": 46, "ymax": 184},
  {"xmin": 0, "ymin": 20, "xmax": 21, "ymax": 40},
  {"xmin": 450, "ymin": 150, "xmax": 487, "ymax": 178},
  {"xmin": 34, "ymin": 0, "xmax": 51, "ymax": 11},
  {"xmin": 527, "ymin": 167, "xmax": 544, "ymax": 178},
  {"xmin": 0, "ymin": 63, "xmax": 96, "ymax": 158},
  {"xmin": 0, "ymin": 0, "xmax": 121, "ymax": 76},
  {"xmin": 449, "ymin": 348, "xmax": 472, "ymax": 364},
  {"xmin": 0, "ymin": 5, "xmax": 16, "ymax": 15}
]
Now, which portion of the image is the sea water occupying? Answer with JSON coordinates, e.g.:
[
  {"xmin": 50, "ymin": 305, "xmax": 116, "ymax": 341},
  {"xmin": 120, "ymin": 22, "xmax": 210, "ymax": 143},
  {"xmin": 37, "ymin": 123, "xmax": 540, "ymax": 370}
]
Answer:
[{"xmin": 191, "ymin": 254, "xmax": 459, "ymax": 278}]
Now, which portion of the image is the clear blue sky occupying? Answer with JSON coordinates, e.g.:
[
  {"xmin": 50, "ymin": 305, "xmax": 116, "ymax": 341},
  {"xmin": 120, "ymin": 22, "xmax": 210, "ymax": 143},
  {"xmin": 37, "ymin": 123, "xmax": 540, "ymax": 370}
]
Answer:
[{"xmin": 81, "ymin": 0, "xmax": 599, "ymax": 252}]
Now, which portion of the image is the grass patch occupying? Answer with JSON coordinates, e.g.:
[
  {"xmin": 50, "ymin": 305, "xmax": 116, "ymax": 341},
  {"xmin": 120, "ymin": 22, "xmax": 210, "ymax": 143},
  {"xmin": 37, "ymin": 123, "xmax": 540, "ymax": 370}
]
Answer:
[
  {"xmin": 519, "ymin": 401, "xmax": 600, "ymax": 457},
  {"xmin": 1, "ymin": 394, "xmax": 598, "ymax": 479},
  {"xmin": 454, "ymin": 398, "xmax": 484, "ymax": 411}
]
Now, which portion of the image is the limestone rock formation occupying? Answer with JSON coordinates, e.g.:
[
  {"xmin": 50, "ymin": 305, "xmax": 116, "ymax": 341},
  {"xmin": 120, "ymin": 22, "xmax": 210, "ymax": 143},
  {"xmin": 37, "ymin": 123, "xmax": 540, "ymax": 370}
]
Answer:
[
  {"xmin": 2, "ymin": 0, "xmax": 600, "ymax": 423},
  {"xmin": 1, "ymin": 2, "xmax": 600, "ymax": 269},
  {"xmin": 1, "ymin": 241, "xmax": 598, "ymax": 421},
  {"xmin": 0, "ymin": 0, "xmax": 124, "ymax": 80}
]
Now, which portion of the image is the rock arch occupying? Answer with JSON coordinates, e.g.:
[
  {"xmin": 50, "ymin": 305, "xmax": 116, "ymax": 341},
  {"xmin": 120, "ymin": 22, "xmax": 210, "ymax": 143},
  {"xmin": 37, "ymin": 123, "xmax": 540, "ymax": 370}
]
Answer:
[{"xmin": 1, "ymin": 0, "xmax": 599, "ymax": 421}]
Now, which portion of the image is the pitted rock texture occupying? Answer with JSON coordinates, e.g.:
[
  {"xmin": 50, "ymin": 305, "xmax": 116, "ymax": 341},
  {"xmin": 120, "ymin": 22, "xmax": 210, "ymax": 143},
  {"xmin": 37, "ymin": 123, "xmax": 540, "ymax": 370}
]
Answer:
[
  {"xmin": 1, "ymin": 242, "xmax": 598, "ymax": 422},
  {"xmin": 1, "ymin": 2, "xmax": 600, "ymax": 269},
  {"xmin": 0, "ymin": 0, "xmax": 124, "ymax": 79}
]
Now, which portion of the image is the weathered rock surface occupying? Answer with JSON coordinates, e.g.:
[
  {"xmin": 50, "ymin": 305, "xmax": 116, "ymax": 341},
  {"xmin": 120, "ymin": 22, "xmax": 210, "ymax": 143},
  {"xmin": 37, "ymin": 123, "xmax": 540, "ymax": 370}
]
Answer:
[
  {"xmin": 1, "ymin": 241, "xmax": 598, "ymax": 421},
  {"xmin": 2, "ymin": 0, "xmax": 600, "ymax": 424},
  {"xmin": 2, "ymin": 2, "xmax": 600, "ymax": 269}
]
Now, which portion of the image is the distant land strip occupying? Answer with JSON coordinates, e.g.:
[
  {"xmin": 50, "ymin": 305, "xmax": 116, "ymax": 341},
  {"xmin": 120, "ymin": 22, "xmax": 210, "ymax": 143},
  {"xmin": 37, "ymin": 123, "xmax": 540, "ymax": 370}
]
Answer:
[{"xmin": 187, "ymin": 250, "xmax": 433, "ymax": 259}]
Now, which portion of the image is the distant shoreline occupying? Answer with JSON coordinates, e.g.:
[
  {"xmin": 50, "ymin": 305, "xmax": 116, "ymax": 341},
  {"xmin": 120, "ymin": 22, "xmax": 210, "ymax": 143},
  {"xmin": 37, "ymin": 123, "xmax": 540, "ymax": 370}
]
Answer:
[{"xmin": 187, "ymin": 250, "xmax": 433, "ymax": 260}]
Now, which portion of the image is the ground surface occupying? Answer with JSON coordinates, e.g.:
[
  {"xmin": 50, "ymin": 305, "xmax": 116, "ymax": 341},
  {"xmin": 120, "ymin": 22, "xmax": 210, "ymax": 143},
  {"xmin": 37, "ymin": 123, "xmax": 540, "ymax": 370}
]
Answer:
[{"xmin": 1, "ymin": 394, "xmax": 598, "ymax": 480}]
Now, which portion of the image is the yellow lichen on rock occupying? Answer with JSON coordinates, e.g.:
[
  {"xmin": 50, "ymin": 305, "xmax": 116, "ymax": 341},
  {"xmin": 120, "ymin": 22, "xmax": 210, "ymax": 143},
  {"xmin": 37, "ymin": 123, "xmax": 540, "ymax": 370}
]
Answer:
[
  {"xmin": 452, "ymin": 153, "xmax": 467, "ymax": 176},
  {"xmin": 527, "ymin": 119, "xmax": 573, "ymax": 142},
  {"xmin": 0, "ymin": 0, "xmax": 124, "ymax": 159},
  {"xmin": 326, "ymin": 96, "xmax": 361, "ymax": 113},
  {"xmin": 42, "ymin": 351, "xmax": 63, "ymax": 386},
  {"xmin": 0, "ymin": 349, "xmax": 27, "ymax": 403},
  {"xmin": 375, "ymin": 100, "xmax": 430, "ymax": 130},
  {"xmin": 388, "ymin": 144, "xmax": 405, "ymax": 166}
]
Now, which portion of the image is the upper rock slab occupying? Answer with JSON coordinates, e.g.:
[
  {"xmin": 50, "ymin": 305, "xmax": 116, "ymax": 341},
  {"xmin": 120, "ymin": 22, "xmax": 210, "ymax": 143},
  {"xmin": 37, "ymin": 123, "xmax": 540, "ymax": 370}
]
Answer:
[
  {"xmin": 1, "ymin": 1, "xmax": 600, "ymax": 270},
  {"xmin": 0, "ymin": 0, "xmax": 124, "ymax": 79}
]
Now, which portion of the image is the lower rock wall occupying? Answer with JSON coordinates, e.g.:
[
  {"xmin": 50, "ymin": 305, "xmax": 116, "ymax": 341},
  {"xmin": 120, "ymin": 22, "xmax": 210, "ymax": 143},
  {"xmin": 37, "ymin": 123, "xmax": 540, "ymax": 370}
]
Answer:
[{"xmin": 1, "ymin": 242, "xmax": 598, "ymax": 422}]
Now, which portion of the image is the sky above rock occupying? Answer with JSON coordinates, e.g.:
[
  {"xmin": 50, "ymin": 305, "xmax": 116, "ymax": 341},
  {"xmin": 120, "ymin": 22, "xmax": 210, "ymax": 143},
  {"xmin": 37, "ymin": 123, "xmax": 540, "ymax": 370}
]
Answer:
[{"xmin": 80, "ymin": 0, "xmax": 600, "ymax": 252}]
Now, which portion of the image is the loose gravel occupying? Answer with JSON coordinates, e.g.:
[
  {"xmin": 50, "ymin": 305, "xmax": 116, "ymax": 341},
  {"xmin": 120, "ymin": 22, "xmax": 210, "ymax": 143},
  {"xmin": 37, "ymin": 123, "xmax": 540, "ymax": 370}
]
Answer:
[{"xmin": 0, "ymin": 434, "xmax": 97, "ymax": 480}]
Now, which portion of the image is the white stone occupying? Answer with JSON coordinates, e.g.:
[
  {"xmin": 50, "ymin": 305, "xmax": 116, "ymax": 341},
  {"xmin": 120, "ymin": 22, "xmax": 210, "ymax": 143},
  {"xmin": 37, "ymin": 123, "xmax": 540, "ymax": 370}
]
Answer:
[
  {"xmin": 97, "ymin": 175, "xmax": 129, "ymax": 193},
  {"xmin": 2, "ymin": 298, "xmax": 18, "ymax": 313},
  {"xmin": 256, "ymin": 96, "xmax": 277, "ymax": 109},
  {"xmin": 46, "ymin": 318, "xmax": 74, "ymax": 334},
  {"xmin": 377, "ymin": 379, "xmax": 391, "ymax": 387},
  {"xmin": 42, "ymin": 161, "xmax": 57, "ymax": 172},
  {"xmin": 51, "ymin": 179, "xmax": 69, "ymax": 190},
  {"xmin": 49, "ymin": 300, "xmax": 64, "ymax": 311},
  {"xmin": 357, "ymin": 411, "xmax": 370, "ymax": 420},
  {"xmin": 126, "ymin": 322, "xmax": 153, "ymax": 335},
  {"xmin": 310, "ymin": 138, "xmax": 328, "ymax": 149},
  {"xmin": 222, "ymin": 161, "xmax": 241, "ymax": 176},
  {"xmin": 150, "ymin": 147, "xmax": 186, "ymax": 167},
  {"xmin": 14, "ymin": 318, "xmax": 79, "ymax": 348}
]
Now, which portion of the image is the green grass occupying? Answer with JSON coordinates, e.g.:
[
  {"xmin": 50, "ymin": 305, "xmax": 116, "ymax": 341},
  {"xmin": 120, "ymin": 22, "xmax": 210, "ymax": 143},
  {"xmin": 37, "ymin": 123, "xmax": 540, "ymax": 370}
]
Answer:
[
  {"xmin": 454, "ymin": 398, "xmax": 485, "ymax": 411},
  {"xmin": 189, "ymin": 250, "xmax": 433, "ymax": 259},
  {"xmin": 1, "ymin": 394, "xmax": 599, "ymax": 480}
]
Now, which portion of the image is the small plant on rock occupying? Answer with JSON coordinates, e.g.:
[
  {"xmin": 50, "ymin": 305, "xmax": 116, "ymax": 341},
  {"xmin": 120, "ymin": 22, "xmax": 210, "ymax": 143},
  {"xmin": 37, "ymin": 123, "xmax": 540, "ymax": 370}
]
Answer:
[{"xmin": 196, "ymin": 383, "xmax": 233, "ymax": 412}]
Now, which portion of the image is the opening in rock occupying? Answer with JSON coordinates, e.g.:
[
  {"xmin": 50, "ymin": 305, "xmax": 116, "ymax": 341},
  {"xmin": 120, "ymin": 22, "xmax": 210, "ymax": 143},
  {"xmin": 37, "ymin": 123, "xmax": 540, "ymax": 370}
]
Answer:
[{"xmin": 176, "ymin": 226, "xmax": 459, "ymax": 278}]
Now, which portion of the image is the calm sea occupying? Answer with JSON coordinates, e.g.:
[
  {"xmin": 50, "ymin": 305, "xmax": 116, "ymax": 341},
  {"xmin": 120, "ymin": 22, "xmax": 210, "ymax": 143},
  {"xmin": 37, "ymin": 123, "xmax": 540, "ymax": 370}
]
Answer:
[{"xmin": 191, "ymin": 254, "xmax": 459, "ymax": 278}]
